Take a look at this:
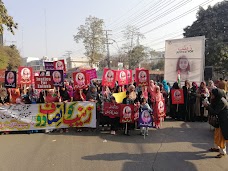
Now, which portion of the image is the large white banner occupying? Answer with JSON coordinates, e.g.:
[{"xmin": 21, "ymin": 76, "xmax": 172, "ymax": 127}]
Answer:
[
  {"xmin": 164, "ymin": 36, "xmax": 205, "ymax": 85},
  {"xmin": 0, "ymin": 102, "xmax": 96, "ymax": 131}
]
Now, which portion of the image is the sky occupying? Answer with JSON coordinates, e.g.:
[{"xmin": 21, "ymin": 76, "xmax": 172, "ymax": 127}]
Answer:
[{"xmin": 3, "ymin": 0, "xmax": 224, "ymax": 59}]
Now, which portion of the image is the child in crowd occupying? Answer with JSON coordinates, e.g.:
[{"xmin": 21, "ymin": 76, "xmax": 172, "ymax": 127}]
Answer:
[{"xmin": 140, "ymin": 98, "xmax": 153, "ymax": 136}]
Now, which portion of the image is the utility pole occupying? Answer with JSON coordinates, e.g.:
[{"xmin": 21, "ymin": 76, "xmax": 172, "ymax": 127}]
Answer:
[
  {"xmin": 129, "ymin": 31, "xmax": 134, "ymax": 70},
  {"xmin": 65, "ymin": 51, "xmax": 72, "ymax": 59},
  {"xmin": 104, "ymin": 30, "xmax": 112, "ymax": 69}
]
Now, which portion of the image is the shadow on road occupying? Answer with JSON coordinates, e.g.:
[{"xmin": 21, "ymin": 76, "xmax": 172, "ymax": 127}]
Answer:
[
  {"xmin": 81, "ymin": 151, "xmax": 213, "ymax": 171},
  {"xmin": 46, "ymin": 122, "xmax": 214, "ymax": 147}
]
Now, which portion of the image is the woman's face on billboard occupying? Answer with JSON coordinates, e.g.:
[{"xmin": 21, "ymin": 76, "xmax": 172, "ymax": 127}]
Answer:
[{"xmin": 179, "ymin": 58, "xmax": 189, "ymax": 70}]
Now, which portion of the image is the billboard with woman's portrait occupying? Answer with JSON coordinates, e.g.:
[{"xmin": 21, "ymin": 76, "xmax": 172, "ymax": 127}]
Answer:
[{"xmin": 164, "ymin": 36, "xmax": 205, "ymax": 85}]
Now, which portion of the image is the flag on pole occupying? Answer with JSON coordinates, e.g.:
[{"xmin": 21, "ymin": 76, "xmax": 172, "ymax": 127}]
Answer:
[{"xmin": 177, "ymin": 70, "xmax": 181, "ymax": 87}]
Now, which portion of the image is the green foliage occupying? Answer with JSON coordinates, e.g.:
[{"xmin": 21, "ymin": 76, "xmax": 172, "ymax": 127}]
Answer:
[
  {"xmin": 183, "ymin": 1, "xmax": 228, "ymax": 73},
  {"xmin": 152, "ymin": 59, "xmax": 164, "ymax": 70},
  {"xmin": 121, "ymin": 25, "xmax": 146, "ymax": 69},
  {"xmin": 0, "ymin": 0, "xmax": 17, "ymax": 34},
  {"xmin": 4, "ymin": 45, "xmax": 21, "ymax": 70},
  {"xmin": 128, "ymin": 45, "xmax": 148, "ymax": 69},
  {"xmin": 74, "ymin": 16, "xmax": 105, "ymax": 67},
  {"xmin": 0, "ymin": 46, "xmax": 9, "ymax": 69},
  {"xmin": 0, "ymin": 45, "xmax": 21, "ymax": 70}
]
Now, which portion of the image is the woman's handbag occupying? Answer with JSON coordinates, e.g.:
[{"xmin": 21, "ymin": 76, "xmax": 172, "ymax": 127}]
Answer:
[{"xmin": 208, "ymin": 115, "xmax": 219, "ymax": 128}]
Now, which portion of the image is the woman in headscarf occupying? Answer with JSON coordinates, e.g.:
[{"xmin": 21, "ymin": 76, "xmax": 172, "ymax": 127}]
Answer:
[
  {"xmin": 142, "ymin": 86, "xmax": 148, "ymax": 101},
  {"xmin": 86, "ymin": 85, "xmax": 100, "ymax": 130},
  {"xmin": 148, "ymin": 80, "xmax": 156, "ymax": 108},
  {"xmin": 208, "ymin": 80, "xmax": 217, "ymax": 93},
  {"xmin": 182, "ymin": 80, "xmax": 191, "ymax": 121},
  {"xmin": 162, "ymin": 80, "xmax": 170, "ymax": 94},
  {"xmin": 59, "ymin": 86, "xmax": 71, "ymax": 102},
  {"xmin": 128, "ymin": 84, "xmax": 137, "ymax": 101},
  {"xmin": 99, "ymin": 86, "xmax": 112, "ymax": 131},
  {"xmin": 189, "ymin": 82, "xmax": 198, "ymax": 122},
  {"xmin": 10, "ymin": 88, "xmax": 21, "ymax": 104},
  {"xmin": 115, "ymin": 86, "xmax": 122, "ymax": 93},
  {"xmin": 67, "ymin": 86, "xmax": 74, "ymax": 102},
  {"xmin": 204, "ymin": 88, "xmax": 228, "ymax": 158},
  {"xmin": 45, "ymin": 89, "xmax": 59, "ymax": 103},
  {"xmin": 169, "ymin": 82, "xmax": 180, "ymax": 120},
  {"xmin": 152, "ymin": 86, "xmax": 164, "ymax": 128},
  {"xmin": 109, "ymin": 96, "xmax": 120, "ymax": 135},
  {"xmin": 196, "ymin": 81, "xmax": 210, "ymax": 122},
  {"xmin": 73, "ymin": 88, "xmax": 86, "ymax": 101},
  {"xmin": 102, "ymin": 86, "xmax": 111, "ymax": 101},
  {"xmin": 86, "ymin": 85, "xmax": 98, "ymax": 102}
]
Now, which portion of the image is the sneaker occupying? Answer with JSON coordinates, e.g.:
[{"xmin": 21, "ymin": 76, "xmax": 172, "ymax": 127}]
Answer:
[
  {"xmin": 111, "ymin": 131, "xmax": 116, "ymax": 135},
  {"xmin": 215, "ymin": 153, "xmax": 226, "ymax": 158}
]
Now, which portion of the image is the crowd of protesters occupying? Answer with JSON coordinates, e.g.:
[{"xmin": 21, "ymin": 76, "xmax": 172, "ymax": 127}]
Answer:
[{"xmin": 0, "ymin": 78, "xmax": 227, "ymax": 135}]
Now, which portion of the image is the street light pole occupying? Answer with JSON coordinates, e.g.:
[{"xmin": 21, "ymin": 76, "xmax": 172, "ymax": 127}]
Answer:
[{"xmin": 104, "ymin": 30, "xmax": 112, "ymax": 69}]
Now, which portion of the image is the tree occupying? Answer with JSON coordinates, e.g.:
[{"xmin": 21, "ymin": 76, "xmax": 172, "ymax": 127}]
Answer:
[
  {"xmin": 122, "ymin": 25, "xmax": 145, "ymax": 69},
  {"xmin": 152, "ymin": 59, "xmax": 165, "ymax": 70},
  {"xmin": 183, "ymin": 1, "xmax": 228, "ymax": 73},
  {"xmin": 5, "ymin": 45, "xmax": 21, "ymax": 70},
  {"xmin": 128, "ymin": 45, "xmax": 148, "ymax": 69},
  {"xmin": 122, "ymin": 25, "xmax": 145, "ymax": 48},
  {"xmin": 0, "ymin": 45, "xmax": 21, "ymax": 70},
  {"xmin": 74, "ymin": 16, "xmax": 105, "ymax": 67},
  {"xmin": 0, "ymin": 0, "xmax": 17, "ymax": 34},
  {"xmin": 0, "ymin": 46, "xmax": 9, "ymax": 69}
]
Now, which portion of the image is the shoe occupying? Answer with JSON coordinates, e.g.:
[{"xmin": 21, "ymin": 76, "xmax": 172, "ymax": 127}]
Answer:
[
  {"xmin": 146, "ymin": 132, "xmax": 148, "ymax": 136},
  {"xmin": 215, "ymin": 153, "xmax": 226, "ymax": 158},
  {"xmin": 111, "ymin": 131, "xmax": 116, "ymax": 135},
  {"xmin": 209, "ymin": 148, "xmax": 220, "ymax": 152},
  {"xmin": 65, "ymin": 129, "xmax": 69, "ymax": 133},
  {"xmin": 60, "ymin": 129, "xmax": 64, "ymax": 133}
]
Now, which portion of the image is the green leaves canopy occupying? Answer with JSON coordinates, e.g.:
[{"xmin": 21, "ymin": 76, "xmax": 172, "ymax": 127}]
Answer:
[
  {"xmin": 0, "ymin": 45, "xmax": 21, "ymax": 70},
  {"xmin": 128, "ymin": 45, "xmax": 148, "ymax": 69},
  {"xmin": 183, "ymin": 1, "xmax": 228, "ymax": 73},
  {"xmin": 74, "ymin": 16, "xmax": 105, "ymax": 67},
  {"xmin": 0, "ymin": 0, "xmax": 17, "ymax": 34}
]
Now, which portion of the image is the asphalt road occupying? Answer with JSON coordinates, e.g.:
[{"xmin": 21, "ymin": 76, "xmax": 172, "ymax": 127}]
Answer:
[{"xmin": 0, "ymin": 121, "xmax": 227, "ymax": 171}]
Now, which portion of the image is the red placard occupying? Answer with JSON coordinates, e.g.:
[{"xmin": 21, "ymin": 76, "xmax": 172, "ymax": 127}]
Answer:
[
  {"xmin": 4, "ymin": 71, "xmax": 17, "ymax": 88},
  {"xmin": 0, "ymin": 69, "xmax": 5, "ymax": 82},
  {"xmin": 102, "ymin": 68, "xmax": 116, "ymax": 88},
  {"xmin": 18, "ymin": 67, "xmax": 33, "ymax": 84},
  {"xmin": 127, "ymin": 70, "xmax": 132, "ymax": 84},
  {"xmin": 103, "ymin": 102, "xmax": 120, "ymax": 118},
  {"xmin": 119, "ymin": 104, "xmax": 134, "ymax": 123},
  {"xmin": 54, "ymin": 60, "xmax": 66, "ymax": 72},
  {"xmin": 34, "ymin": 76, "xmax": 54, "ymax": 89},
  {"xmin": 135, "ymin": 69, "xmax": 149, "ymax": 86},
  {"xmin": 116, "ymin": 70, "xmax": 128, "ymax": 86},
  {"xmin": 73, "ymin": 72, "xmax": 88, "ymax": 89},
  {"xmin": 85, "ymin": 69, "xmax": 97, "ymax": 80},
  {"xmin": 171, "ymin": 89, "xmax": 184, "ymax": 104},
  {"xmin": 154, "ymin": 99, "xmax": 166, "ymax": 118}
]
